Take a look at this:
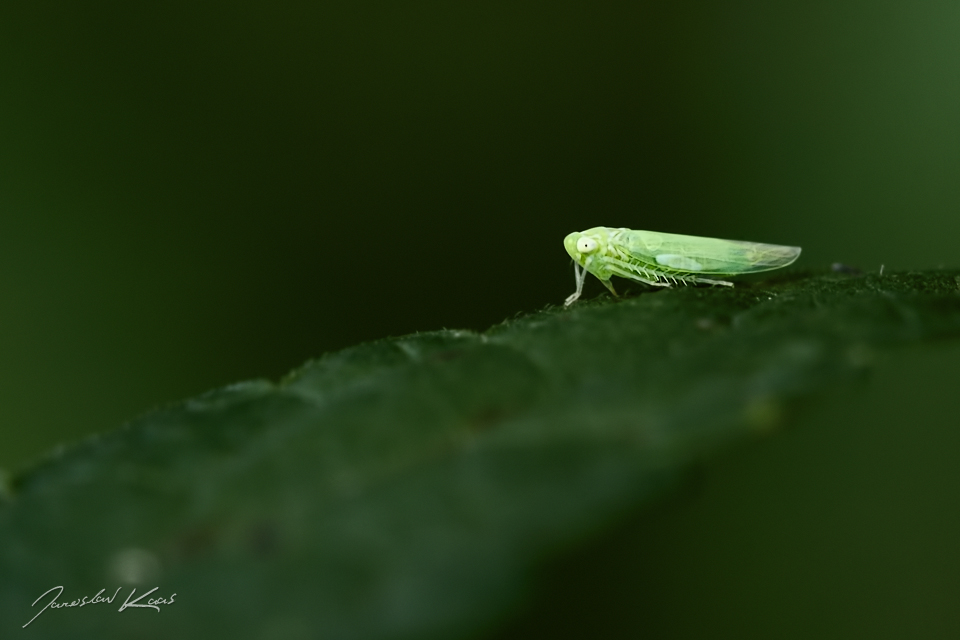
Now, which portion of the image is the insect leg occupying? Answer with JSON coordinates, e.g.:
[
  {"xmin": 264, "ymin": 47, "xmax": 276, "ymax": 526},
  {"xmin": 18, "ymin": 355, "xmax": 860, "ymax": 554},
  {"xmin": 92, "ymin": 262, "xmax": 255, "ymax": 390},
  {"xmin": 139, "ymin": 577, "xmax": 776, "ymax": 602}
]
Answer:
[
  {"xmin": 564, "ymin": 262, "xmax": 587, "ymax": 306},
  {"xmin": 599, "ymin": 278, "xmax": 618, "ymax": 297},
  {"xmin": 605, "ymin": 260, "xmax": 671, "ymax": 288},
  {"xmin": 689, "ymin": 276, "xmax": 734, "ymax": 287}
]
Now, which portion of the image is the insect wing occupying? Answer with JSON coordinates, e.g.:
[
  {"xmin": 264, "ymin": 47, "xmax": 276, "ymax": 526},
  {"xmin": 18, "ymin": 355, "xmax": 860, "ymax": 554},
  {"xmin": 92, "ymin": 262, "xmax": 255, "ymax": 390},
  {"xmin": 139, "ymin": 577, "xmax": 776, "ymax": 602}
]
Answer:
[{"xmin": 623, "ymin": 230, "xmax": 800, "ymax": 275}]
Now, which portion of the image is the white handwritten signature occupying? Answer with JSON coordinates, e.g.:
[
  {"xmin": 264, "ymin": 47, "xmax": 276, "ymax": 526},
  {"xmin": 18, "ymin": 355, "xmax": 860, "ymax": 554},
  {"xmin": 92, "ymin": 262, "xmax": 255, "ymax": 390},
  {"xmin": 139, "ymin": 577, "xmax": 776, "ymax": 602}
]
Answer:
[{"xmin": 23, "ymin": 585, "xmax": 176, "ymax": 628}]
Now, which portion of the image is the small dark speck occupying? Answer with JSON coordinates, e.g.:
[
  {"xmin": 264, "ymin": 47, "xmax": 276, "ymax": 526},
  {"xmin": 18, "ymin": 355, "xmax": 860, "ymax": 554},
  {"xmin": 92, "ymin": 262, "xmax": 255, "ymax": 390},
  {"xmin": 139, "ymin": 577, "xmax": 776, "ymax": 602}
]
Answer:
[
  {"xmin": 429, "ymin": 349, "xmax": 465, "ymax": 363},
  {"xmin": 831, "ymin": 262, "xmax": 862, "ymax": 275},
  {"xmin": 174, "ymin": 525, "xmax": 217, "ymax": 559},
  {"xmin": 470, "ymin": 406, "xmax": 508, "ymax": 431},
  {"xmin": 249, "ymin": 521, "xmax": 280, "ymax": 557}
]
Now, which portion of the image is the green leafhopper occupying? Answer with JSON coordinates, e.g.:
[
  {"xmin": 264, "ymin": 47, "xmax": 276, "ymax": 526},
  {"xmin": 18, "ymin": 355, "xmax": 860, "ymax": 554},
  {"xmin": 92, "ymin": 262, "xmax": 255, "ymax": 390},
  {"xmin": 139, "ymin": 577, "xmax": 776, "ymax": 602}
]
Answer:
[{"xmin": 563, "ymin": 227, "xmax": 801, "ymax": 306}]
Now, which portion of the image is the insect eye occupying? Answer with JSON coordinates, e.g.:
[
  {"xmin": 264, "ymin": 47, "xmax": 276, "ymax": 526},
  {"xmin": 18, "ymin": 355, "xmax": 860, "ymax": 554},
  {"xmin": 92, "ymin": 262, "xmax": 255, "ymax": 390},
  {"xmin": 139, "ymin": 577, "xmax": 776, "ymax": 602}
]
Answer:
[{"xmin": 577, "ymin": 237, "xmax": 598, "ymax": 253}]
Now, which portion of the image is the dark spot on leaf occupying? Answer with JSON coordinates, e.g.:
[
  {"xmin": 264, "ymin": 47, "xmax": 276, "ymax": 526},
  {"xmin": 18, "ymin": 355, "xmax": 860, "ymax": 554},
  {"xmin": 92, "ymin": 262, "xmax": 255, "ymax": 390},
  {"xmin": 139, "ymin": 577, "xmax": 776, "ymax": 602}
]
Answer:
[
  {"xmin": 469, "ymin": 405, "xmax": 509, "ymax": 431},
  {"xmin": 172, "ymin": 524, "xmax": 218, "ymax": 559},
  {"xmin": 248, "ymin": 520, "xmax": 280, "ymax": 557},
  {"xmin": 428, "ymin": 349, "xmax": 466, "ymax": 363}
]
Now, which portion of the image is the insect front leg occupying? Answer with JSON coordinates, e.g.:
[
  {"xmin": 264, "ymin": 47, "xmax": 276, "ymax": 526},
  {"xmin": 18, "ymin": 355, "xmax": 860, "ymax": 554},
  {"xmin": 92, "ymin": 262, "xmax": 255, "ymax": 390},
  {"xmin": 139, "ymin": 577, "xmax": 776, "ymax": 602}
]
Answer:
[{"xmin": 564, "ymin": 262, "xmax": 588, "ymax": 306}]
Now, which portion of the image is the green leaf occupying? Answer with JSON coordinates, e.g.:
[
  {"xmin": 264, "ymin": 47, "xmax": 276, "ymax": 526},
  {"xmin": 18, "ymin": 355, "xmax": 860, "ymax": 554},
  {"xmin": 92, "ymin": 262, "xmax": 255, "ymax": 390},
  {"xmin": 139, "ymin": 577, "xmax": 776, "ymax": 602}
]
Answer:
[{"xmin": 3, "ymin": 270, "xmax": 960, "ymax": 639}]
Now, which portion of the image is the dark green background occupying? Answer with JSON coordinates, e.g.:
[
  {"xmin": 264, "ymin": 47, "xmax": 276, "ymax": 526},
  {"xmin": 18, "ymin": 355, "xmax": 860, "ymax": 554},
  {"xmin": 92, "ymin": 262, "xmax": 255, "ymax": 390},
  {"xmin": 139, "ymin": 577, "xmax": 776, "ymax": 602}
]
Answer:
[
  {"xmin": 499, "ymin": 342, "xmax": 960, "ymax": 638},
  {"xmin": 2, "ymin": 1, "xmax": 959, "ymax": 474}
]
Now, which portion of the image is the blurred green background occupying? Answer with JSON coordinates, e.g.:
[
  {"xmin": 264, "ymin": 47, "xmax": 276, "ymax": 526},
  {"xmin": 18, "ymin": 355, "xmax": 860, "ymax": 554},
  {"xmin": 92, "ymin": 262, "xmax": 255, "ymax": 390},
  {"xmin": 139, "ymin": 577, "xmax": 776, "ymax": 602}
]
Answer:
[
  {"xmin": 499, "ymin": 342, "xmax": 960, "ymax": 638},
  {"xmin": 2, "ymin": 0, "xmax": 959, "ymax": 472}
]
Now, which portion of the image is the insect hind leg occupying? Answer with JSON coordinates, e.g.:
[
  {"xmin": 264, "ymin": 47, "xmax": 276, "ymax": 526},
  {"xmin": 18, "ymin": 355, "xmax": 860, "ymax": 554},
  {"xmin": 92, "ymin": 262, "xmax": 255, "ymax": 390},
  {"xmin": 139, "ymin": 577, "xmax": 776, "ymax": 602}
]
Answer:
[{"xmin": 683, "ymin": 275, "xmax": 735, "ymax": 287}]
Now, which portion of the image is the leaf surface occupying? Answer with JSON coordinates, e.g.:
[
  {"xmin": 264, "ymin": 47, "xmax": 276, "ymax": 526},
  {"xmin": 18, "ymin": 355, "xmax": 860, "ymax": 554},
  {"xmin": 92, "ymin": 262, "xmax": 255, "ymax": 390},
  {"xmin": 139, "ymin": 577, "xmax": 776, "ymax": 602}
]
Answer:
[{"xmin": 3, "ymin": 271, "xmax": 960, "ymax": 638}]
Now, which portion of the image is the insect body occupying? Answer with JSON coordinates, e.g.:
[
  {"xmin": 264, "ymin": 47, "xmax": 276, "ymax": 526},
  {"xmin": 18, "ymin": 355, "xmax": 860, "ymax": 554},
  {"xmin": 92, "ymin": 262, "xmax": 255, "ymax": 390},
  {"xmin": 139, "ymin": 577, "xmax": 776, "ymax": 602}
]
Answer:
[{"xmin": 563, "ymin": 227, "xmax": 801, "ymax": 306}]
